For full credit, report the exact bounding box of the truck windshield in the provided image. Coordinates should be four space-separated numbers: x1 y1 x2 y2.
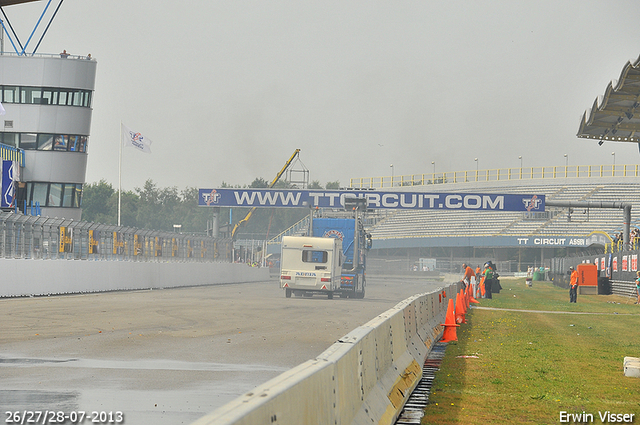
302 250 328 263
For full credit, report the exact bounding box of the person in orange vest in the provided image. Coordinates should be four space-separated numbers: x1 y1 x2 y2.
569 266 578 303
462 263 474 288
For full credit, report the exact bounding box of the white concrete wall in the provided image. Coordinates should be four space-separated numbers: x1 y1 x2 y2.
191 282 460 425
0 259 269 297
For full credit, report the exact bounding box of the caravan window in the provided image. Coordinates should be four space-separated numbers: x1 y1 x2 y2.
302 250 328 263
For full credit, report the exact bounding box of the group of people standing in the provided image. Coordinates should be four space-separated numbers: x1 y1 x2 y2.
461 262 498 299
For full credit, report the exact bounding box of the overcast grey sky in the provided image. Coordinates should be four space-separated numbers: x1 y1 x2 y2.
6 1 640 190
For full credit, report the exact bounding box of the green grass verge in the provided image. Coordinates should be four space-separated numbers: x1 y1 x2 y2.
422 278 640 424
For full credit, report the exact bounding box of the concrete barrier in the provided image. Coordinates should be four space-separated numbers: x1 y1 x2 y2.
0 259 269 297
191 282 460 425
624 356 640 378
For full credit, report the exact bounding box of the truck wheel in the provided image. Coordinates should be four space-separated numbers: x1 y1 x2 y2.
328 292 334 300
285 288 292 298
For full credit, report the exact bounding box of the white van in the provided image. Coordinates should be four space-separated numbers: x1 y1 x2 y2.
280 235 342 299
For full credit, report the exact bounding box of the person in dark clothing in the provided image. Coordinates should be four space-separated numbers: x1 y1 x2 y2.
483 263 493 299
569 266 578 303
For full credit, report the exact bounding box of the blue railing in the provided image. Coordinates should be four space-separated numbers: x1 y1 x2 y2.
0 143 24 167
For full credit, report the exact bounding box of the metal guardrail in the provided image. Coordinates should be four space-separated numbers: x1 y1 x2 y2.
0 143 25 167
350 164 640 188
0 211 232 262
0 51 94 61
610 280 637 298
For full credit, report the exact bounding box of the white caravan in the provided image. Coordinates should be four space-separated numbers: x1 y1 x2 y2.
280 236 342 299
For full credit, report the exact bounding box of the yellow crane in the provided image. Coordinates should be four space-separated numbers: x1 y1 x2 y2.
231 149 301 239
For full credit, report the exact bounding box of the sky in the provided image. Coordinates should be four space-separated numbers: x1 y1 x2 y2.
4 0 640 191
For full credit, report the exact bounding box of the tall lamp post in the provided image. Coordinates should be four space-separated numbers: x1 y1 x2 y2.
518 155 522 169
390 164 394 187
474 158 478 181
431 161 435 174
564 153 568 167
612 152 616 176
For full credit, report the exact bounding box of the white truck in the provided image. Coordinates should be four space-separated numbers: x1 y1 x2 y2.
280 235 343 299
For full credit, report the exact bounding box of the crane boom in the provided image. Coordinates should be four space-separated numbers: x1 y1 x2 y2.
231 149 301 239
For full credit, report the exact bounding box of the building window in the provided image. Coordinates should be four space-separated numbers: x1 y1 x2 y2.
26 182 83 208
0 132 18 147
1 85 92 108
21 87 42 104
0 132 88 153
3 86 18 103
49 183 63 207
53 135 68 151
74 184 82 207
37 134 54 150
31 183 48 206
62 184 73 207
19 133 37 150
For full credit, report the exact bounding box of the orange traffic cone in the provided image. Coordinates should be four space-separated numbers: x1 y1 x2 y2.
463 287 470 310
440 298 459 342
459 289 468 314
480 276 486 297
468 284 480 304
455 292 466 324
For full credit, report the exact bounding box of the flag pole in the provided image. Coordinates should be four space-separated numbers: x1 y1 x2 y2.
118 122 122 226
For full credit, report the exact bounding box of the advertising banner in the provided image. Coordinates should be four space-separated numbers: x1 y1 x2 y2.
198 188 545 212
0 160 17 208
113 232 124 255
59 227 73 253
171 238 178 257
134 234 143 256
89 230 100 254
155 237 163 257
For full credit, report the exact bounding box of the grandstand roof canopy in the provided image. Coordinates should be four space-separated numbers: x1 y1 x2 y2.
0 0 40 5
577 54 640 144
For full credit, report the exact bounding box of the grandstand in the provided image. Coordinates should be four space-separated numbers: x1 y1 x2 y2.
365 175 640 248
263 165 640 270
369 180 636 242
343 166 640 272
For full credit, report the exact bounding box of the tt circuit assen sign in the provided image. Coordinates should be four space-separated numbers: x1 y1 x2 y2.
198 189 545 212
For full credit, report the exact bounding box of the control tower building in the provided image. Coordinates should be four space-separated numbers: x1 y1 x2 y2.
0 0 96 220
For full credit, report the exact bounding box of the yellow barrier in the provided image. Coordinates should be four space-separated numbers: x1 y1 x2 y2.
350 164 640 188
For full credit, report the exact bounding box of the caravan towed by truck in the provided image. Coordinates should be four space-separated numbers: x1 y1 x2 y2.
280 197 371 299
280 235 343 299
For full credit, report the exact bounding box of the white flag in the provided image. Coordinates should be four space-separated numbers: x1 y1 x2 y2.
0 102 5 116
121 123 152 154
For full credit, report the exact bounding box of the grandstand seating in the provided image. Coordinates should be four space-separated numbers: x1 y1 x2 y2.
368 180 640 241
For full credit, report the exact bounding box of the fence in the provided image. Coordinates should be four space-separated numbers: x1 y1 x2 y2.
0 211 232 262
350 164 640 188
550 249 639 297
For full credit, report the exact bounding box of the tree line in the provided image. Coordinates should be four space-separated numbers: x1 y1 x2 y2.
81 178 341 238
